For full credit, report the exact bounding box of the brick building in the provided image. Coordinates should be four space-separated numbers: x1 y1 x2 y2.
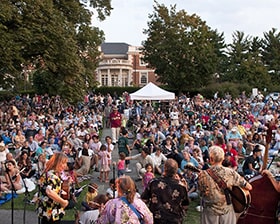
96 42 158 87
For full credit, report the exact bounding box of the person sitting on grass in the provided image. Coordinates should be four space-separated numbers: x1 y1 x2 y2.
125 147 154 182
81 182 98 211
76 194 109 224
0 160 23 192
106 178 118 199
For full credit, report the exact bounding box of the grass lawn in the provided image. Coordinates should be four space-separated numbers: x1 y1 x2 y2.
0 180 201 223
184 199 200 224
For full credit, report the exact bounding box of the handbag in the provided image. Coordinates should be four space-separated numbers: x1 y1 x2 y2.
120 196 144 224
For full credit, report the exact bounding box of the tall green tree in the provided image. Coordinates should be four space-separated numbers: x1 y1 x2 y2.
262 28 280 84
142 1 226 93
224 31 270 89
0 0 112 102
224 31 251 82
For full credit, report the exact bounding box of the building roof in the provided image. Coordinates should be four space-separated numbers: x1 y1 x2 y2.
101 42 130 55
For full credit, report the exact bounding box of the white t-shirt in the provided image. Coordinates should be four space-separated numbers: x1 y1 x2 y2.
151 152 167 167
79 210 99 224
0 148 9 163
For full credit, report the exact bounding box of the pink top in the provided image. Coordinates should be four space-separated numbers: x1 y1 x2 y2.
143 172 154 190
117 160 125 170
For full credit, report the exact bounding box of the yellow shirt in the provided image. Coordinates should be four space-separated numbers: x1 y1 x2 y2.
237 125 246 136
85 191 98 203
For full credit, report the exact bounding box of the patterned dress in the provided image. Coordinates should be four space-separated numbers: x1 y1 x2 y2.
37 170 65 222
96 196 153 224
143 171 155 191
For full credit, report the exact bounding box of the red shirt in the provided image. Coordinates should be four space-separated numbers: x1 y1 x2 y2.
110 111 122 128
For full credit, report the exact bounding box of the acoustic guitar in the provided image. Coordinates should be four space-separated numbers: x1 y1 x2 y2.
184 164 251 214
230 186 251 214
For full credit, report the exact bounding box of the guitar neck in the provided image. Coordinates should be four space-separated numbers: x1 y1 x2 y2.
262 142 269 170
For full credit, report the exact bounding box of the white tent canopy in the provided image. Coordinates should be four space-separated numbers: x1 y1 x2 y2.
130 82 175 100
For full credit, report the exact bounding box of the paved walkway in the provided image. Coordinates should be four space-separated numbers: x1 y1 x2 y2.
0 127 139 224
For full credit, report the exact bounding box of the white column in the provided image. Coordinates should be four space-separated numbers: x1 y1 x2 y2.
128 68 132 86
119 68 122 86
107 69 111 86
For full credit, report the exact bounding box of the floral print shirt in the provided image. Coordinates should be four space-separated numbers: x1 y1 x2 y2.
96 196 153 224
198 165 247 215
141 176 189 223
37 170 65 221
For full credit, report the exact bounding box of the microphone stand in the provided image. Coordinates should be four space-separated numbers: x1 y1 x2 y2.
6 170 15 224
112 162 116 199
22 176 30 224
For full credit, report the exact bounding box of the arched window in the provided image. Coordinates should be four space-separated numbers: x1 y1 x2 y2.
140 72 148 85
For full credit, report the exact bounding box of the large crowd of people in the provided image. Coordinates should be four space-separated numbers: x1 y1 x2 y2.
0 90 279 223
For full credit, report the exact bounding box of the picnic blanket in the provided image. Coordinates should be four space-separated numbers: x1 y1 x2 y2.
0 193 18 206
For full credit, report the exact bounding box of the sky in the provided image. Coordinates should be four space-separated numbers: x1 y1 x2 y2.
93 0 280 46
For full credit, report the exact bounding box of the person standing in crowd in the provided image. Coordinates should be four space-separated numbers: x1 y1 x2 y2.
118 129 132 172
109 105 122 145
142 158 189 224
98 144 110 183
104 135 114 166
96 175 153 224
37 152 69 224
117 152 126 177
198 146 252 224
90 134 102 172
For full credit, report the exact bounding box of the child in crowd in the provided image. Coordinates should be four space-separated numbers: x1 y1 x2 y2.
82 182 98 210
105 178 118 199
117 129 131 172
65 162 80 188
104 136 114 166
98 144 110 182
117 152 126 177
142 163 155 191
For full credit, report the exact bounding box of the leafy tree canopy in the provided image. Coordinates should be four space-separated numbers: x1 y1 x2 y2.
0 0 112 103
142 1 226 94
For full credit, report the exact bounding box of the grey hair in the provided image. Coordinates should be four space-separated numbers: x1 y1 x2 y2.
209 145 224 163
